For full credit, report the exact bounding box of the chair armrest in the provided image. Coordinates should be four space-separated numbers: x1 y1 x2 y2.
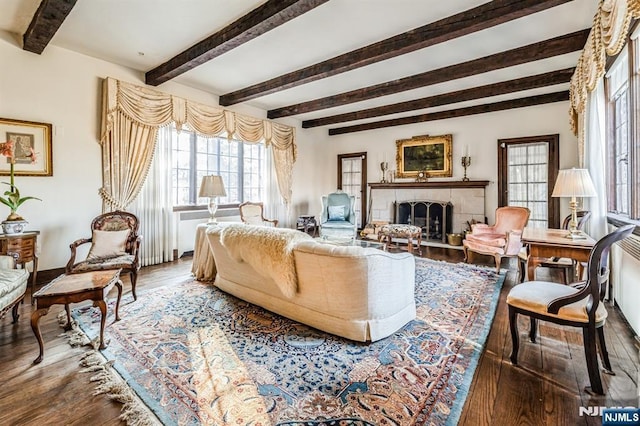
65 237 92 273
0 253 18 269
264 219 278 227
504 230 524 255
130 235 143 270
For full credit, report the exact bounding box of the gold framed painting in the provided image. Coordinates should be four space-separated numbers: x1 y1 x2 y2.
0 117 53 176
395 134 452 178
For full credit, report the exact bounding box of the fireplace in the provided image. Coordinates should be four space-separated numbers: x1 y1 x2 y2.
394 200 453 243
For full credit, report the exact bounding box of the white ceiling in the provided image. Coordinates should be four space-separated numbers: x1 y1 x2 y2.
0 0 597 130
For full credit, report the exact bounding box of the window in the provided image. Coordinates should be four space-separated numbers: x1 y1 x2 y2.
606 49 631 216
170 126 266 207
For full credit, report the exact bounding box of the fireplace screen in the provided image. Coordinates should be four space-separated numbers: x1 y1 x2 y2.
394 200 453 243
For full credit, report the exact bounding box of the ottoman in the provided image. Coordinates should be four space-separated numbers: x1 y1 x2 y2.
378 224 423 255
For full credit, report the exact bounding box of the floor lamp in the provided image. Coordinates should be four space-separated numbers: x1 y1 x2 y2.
199 175 227 223
551 168 597 239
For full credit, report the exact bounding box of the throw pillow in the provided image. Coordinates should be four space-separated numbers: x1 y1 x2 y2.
328 205 345 221
87 229 130 260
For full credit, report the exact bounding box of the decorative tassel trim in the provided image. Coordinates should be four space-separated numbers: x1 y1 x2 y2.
58 312 160 425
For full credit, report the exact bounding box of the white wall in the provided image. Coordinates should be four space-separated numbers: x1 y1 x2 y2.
0 31 309 270
294 102 579 225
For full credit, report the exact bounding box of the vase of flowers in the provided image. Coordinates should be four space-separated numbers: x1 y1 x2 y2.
0 141 40 234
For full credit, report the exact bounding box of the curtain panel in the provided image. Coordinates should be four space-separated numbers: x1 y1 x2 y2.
568 0 640 164
100 77 296 211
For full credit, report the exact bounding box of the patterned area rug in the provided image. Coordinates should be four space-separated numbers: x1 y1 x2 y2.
72 258 504 425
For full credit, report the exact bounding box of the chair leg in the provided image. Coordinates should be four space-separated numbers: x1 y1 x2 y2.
596 326 615 375
463 246 469 263
493 255 501 273
509 306 520 365
529 317 537 343
518 258 526 283
130 270 138 301
11 302 19 323
583 325 604 395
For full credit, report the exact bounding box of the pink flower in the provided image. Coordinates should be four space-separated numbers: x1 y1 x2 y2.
0 141 13 159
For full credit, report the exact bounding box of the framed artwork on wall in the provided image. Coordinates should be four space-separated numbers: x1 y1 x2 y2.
0 117 53 176
395 134 452 178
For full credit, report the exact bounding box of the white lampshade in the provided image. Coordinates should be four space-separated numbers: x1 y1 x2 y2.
199 175 227 198
551 168 597 198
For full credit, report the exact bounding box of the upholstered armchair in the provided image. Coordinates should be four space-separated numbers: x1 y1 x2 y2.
319 191 357 240
66 211 142 300
463 206 530 272
507 225 634 395
239 202 278 227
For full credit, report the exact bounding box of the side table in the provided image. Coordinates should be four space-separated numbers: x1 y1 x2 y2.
0 231 39 303
296 215 318 236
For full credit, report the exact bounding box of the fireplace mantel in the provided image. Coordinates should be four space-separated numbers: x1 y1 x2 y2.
368 180 489 189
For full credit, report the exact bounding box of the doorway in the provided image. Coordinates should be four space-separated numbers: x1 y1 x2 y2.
497 135 560 229
337 152 367 228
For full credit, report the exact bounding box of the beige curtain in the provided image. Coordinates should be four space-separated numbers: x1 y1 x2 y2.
569 0 640 165
100 77 296 211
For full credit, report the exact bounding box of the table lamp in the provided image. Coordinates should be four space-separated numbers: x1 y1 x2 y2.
551 168 597 239
199 175 227 223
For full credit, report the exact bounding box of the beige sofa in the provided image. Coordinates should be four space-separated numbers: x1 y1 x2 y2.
206 224 416 342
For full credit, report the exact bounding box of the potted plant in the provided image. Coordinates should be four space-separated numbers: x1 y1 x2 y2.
0 141 41 234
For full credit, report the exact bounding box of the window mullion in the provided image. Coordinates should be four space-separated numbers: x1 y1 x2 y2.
190 132 197 204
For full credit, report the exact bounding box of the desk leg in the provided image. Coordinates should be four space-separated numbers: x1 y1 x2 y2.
527 257 541 281
31 307 49 364
93 300 108 350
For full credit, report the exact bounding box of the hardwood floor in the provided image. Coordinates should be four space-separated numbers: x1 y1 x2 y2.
0 248 637 425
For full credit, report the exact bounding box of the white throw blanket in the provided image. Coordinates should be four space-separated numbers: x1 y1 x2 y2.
219 224 313 298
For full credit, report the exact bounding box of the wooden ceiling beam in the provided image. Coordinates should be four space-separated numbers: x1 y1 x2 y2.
328 91 570 135
23 0 78 54
302 68 575 128
268 29 588 119
219 0 573 106
145 0 329 86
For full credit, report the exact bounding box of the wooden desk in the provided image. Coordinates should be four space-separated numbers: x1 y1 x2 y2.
31 270 122 364
522 228 595 281
0 231 39 302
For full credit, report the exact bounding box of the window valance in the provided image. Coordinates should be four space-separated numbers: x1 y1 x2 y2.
569 0 640 163
99 77 296 210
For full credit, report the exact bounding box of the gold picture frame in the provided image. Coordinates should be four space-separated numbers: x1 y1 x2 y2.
0 117 53 176
395 134 452 178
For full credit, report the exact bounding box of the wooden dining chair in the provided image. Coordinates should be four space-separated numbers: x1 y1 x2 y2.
507 224 635 395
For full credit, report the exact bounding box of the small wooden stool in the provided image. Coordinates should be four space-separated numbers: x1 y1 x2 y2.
378 224 422 255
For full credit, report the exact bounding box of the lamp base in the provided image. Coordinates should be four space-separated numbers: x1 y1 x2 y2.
564 230 587 240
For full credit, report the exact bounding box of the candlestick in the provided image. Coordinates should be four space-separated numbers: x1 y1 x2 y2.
380 162 388 183
461 156 471 181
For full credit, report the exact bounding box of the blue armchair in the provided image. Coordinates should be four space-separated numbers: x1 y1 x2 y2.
319 191 357 240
